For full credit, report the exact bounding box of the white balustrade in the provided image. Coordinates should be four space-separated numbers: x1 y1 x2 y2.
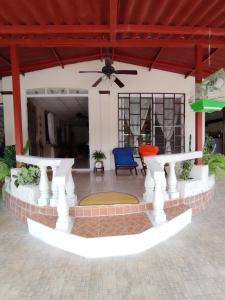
50 166 58 206
66 167 77 206
143 167 154 202
16 155 77 209
143 151 203 226
38 166 50 206
54 160 74 233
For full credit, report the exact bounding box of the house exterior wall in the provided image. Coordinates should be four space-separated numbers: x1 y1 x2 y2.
1 60 202 170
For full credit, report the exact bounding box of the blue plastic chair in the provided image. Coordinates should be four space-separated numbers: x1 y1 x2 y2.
112 147 138 175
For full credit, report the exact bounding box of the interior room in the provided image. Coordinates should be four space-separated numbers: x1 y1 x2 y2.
27 96 89 168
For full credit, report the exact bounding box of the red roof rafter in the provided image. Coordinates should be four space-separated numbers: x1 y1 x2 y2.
149 48 162 71
110 0 118 41
52 48 64 68
0 52 213 78
0 53 10 66
185 48 218 78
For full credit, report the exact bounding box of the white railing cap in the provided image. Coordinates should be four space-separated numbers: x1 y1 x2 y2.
144 151 202 164
16 155 74 168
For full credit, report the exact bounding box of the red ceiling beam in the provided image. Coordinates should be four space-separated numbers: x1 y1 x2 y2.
1 24 225 37
18 53 100 74
52 48 64 68
116 25 225 36
0 52 213 78
114 54 212 75
149 48 162 71
110 0 118 41
0 25 110 34
2 38 225 48
185 48 218 78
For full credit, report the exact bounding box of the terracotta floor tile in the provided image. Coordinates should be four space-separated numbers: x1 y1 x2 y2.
71 212 152 238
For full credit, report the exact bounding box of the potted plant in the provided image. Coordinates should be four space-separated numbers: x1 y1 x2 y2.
203 134 225 177
92 150 106 172
14 164 40 187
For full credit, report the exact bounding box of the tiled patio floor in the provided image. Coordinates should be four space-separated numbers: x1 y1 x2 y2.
1 175 225 299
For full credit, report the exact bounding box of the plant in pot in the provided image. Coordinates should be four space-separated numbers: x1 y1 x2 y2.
203 134 225 177
176 160 194 181
14 164 40 187
92 150 106 171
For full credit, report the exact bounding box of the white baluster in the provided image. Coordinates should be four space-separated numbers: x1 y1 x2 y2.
38 166 50 206
65 168 77 206
159 163 169 200
143 167 154 202
56 181 73 233
168 161 180 199
150 171 167 226
50 166 58 206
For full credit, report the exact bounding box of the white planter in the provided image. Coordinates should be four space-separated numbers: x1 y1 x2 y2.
177 178 201 198
190 165 209 182
11 183 40 205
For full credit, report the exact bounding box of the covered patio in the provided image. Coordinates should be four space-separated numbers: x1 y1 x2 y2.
0 0 225 297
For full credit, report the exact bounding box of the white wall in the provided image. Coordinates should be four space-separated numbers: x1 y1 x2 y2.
2 60 197 170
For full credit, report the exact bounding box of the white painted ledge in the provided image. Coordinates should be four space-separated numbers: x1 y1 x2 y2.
27 208 192 258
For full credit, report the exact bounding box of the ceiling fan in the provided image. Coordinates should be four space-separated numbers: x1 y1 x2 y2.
78 57 138 88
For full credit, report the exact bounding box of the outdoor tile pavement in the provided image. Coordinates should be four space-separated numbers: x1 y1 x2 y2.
72 213 152 237
0 178 225 299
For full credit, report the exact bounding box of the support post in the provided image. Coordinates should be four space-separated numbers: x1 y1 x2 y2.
10 45 23 155
195 45 203 164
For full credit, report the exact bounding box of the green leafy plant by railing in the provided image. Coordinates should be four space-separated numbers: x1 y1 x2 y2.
177 160 194 180
92 150 106 161
14 165 40 187
203 153 225 177
0 159 10 183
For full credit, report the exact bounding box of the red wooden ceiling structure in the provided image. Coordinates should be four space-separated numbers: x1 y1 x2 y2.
3 0 223 157
0 0 225 78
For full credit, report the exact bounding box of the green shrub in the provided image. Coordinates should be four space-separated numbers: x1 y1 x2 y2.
14 165 40 187
0 159 10 183
3 145 16 169
178 160 194 180
203 153 225 177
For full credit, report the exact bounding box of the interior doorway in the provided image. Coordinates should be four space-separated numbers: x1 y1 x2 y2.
27 96 89 168
205 110 224 154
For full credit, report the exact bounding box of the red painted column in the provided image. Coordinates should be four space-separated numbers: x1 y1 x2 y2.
195 45 203 164
10 45 23 154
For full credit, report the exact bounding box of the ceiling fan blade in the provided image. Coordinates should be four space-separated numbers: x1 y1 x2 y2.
114 77 124 88
115 70 138 75
92 77 103 87
79 71 102 73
